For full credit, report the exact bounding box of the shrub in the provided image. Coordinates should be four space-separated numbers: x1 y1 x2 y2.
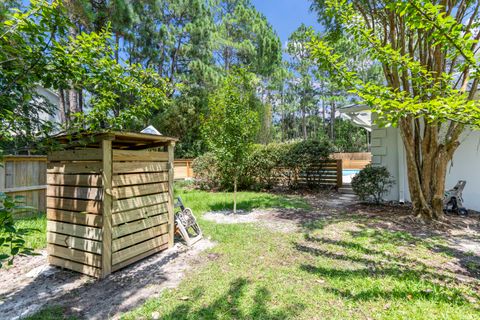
193 139 334 191
191 152 221 190
351 165 395 204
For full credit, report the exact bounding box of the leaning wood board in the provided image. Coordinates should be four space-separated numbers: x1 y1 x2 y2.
46 139 175 278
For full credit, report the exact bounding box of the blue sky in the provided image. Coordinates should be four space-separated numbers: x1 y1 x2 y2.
251 0 321 48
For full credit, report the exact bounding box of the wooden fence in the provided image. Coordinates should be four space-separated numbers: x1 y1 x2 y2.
174 159 194 180
0 155 47 213
331 152 371 169
273 159 343 188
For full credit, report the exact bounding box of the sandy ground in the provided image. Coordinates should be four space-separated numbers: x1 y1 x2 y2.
0 239 215 320
203 193 358 233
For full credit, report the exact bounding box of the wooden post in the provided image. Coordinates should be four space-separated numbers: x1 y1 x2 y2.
101 139 113 278
336 159 343 188
167 142 175 248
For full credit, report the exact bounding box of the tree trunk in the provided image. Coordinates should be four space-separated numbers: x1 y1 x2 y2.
301 105 307 140
58 89 67 124
330 101 336 140
233 176 237 214
399 117 461 220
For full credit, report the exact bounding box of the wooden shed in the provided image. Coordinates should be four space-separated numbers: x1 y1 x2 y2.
46 131 177 278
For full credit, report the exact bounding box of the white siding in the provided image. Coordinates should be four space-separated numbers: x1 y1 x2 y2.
372 119 480 210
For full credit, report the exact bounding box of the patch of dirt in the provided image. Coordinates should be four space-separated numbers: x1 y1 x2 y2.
203 209 302 232
0 239 216 320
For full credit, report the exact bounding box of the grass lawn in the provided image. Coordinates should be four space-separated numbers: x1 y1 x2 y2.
122 186 480 320
11 184 480 319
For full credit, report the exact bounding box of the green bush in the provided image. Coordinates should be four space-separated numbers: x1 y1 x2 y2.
351 165 395 204
191 152 221 191
193 139 334 191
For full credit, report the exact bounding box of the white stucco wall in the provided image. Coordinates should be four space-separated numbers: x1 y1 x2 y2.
372 122 480 211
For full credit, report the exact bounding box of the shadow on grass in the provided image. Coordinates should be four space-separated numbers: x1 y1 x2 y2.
159 278 303 320
295 220 480 307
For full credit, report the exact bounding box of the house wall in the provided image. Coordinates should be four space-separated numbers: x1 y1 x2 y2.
372 120 480 211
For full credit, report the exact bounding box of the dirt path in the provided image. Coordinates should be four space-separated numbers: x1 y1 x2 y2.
0 239 215 320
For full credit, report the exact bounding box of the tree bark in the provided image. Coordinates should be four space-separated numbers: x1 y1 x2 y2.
58 89 67 124
233 176 237 214
330 101 336 140
399 117 461 220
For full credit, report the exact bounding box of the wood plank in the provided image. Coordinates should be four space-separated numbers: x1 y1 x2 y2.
3 185 47 193
111 172 168 187
112 223 168 252
113 162 168 174
112 202 168 226
101 139 113 278
48 149 103 162
47 173 102 187
113 213 168 239
48 255 101 278
47 197 102 214
167 142 175 248
112 182 168 199
47 232 102 254
112 234 169 265
112 243 169 272
112 150 168 161
47 209 103 227
47 220 102 241
112 192 168 213
47 162 102 174
47 243 101 267
47 186 103 201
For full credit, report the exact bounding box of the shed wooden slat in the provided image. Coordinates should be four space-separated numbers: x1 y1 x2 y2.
48 256 101 278
47 220 102 241
113 213 168 239
112 233 169 265
113 162 168 174
112 223 168 252
112 150 168 161
47 196 102 214
47 243 102 267
47 162 102 174
111 172 168 187
48 149 103 161
112 243 169 272
112 202 168 226
47 186 103 201
112 192 168 213
47 209 103 227
47 232 102 254
47 174 102 187
112 182 168 199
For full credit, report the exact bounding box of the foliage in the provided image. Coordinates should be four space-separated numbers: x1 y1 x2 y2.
0 0 169 152
0 193 36 268
191 152 221 191
194 139 333 191
202 69 260 212
309 0 480 219
351 165 394 204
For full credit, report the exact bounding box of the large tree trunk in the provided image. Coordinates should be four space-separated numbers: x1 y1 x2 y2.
399 117 462 220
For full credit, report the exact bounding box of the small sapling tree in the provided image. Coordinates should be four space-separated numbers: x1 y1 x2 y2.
202 69 260 213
